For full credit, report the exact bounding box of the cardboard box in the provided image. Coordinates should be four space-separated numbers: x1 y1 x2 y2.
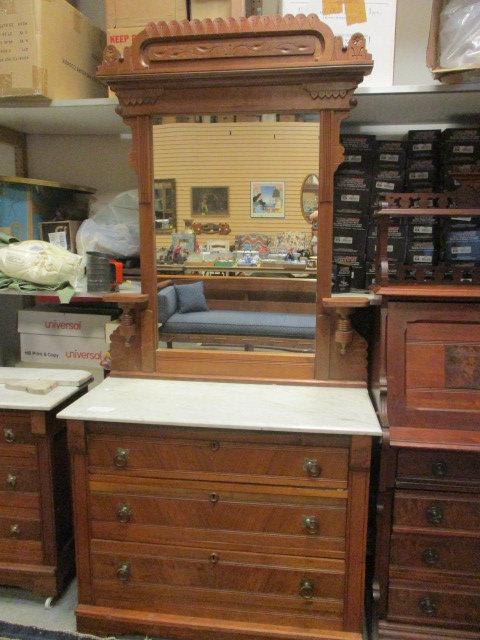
445 228 480 263
334 174 371 214
406 159 440 192
375 140 406 169
406 130 442 159
18 310 110 339
405 240 437 266
0 0 106 100
39 220 81 253
331 262 352 293
191 0 245 19
105 0 187 28
339 135 375 172
427 0 480 83
20 333 107 369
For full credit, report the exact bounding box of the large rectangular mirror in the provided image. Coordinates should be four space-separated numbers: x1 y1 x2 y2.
153 116 318 357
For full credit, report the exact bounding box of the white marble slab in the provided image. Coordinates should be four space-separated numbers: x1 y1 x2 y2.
57 378 381 436
0 368 92 387
0 384 82 411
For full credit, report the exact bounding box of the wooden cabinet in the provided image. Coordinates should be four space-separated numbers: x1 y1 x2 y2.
68 421 373 640
0 404 78 602
373 298 480 640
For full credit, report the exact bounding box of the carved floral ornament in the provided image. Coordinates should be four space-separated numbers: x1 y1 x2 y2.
98 14 372 79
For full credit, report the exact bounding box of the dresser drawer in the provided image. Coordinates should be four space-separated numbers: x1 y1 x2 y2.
0 412 34 447
89 480 346 557
88 435 349 488
394 491 480 533
0 456 38 493
390 533 480 576
90 540 344 629
388 581 480 629
0 510 42 563
397 449 480 488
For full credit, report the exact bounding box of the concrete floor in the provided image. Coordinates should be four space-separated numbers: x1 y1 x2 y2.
0 581 77 634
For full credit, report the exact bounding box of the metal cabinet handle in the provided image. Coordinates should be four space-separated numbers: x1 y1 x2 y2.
426 504 444 526
418 596 437 616
210 441 220 452
422 547 440 566
302 516 319 535
210 553 219 564
432 461 448 478
9 524 20 537
6 473 16 489
116 563 130 581
304 459 321 478
117 504 131 523
4 428 15 443
114 448 129 469
299 579 315 600
209 492 219 504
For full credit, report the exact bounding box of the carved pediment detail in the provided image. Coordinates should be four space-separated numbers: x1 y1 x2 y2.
303 85 349 100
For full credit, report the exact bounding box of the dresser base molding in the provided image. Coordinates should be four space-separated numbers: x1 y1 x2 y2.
378 620 480 640
76 605 363 640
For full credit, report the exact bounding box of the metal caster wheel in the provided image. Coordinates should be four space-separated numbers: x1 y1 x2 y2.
44 596 55 609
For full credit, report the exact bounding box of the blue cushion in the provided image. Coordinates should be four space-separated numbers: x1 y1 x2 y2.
174 282 209 314
162 310 315 339
157 286 178 324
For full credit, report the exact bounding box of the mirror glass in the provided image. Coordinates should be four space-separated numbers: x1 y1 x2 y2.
301 174 319 222
153 116 319 357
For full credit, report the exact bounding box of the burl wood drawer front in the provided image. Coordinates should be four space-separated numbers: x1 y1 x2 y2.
394 491 480 533
390 533 480 576
90 540 344 629
387 302 480 430
88 435 349 488
388 581 480 630
89 480 346 557
397 449 480 489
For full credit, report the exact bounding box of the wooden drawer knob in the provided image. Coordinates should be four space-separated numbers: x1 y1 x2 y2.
5 473 16 489
422 547 440 566
117 504 131 523
117 563 130 581
426 504 444 526
114 448 129 469
432 461 448 478
299 579 315 600
3 428 15 443
418 596 437 616
304 459 321 478
302 516 319 535
9 524 20 537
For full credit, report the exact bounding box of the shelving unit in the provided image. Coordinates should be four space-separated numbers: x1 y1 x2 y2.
0 84 479 135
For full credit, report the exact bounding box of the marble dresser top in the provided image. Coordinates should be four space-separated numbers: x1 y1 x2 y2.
58 377 381 436
0 367 92 411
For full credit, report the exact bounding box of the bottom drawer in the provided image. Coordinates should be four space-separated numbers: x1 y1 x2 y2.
388 581 480 630
91 540 344 630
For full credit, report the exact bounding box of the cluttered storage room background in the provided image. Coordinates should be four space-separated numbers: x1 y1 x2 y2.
0 1 479 640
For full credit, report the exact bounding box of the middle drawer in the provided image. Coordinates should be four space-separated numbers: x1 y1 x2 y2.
393 490 480 533
89 478 347 558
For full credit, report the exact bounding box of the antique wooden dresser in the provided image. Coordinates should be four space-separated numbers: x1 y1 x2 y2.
60 378 381 640
0 368 91 606
371 189 480 640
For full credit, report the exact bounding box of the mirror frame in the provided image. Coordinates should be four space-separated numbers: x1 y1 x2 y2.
98 14 372 383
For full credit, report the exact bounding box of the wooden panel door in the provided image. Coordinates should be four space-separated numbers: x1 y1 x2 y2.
387 302 480 432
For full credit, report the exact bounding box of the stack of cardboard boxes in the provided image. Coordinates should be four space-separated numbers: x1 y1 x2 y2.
334 127 480 291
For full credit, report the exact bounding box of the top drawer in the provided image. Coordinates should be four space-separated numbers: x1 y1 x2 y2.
87 434 349 488
397 449 480 489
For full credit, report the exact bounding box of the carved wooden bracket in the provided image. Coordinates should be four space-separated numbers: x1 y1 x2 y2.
322 296 371 355
103 294 149 371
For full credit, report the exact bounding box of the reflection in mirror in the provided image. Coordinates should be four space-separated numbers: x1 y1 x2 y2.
154 116 319 357
301 174 319 222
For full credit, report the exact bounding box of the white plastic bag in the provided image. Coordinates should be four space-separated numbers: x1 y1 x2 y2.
76 190 140 258
0 240 83 286
439 0 480 69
